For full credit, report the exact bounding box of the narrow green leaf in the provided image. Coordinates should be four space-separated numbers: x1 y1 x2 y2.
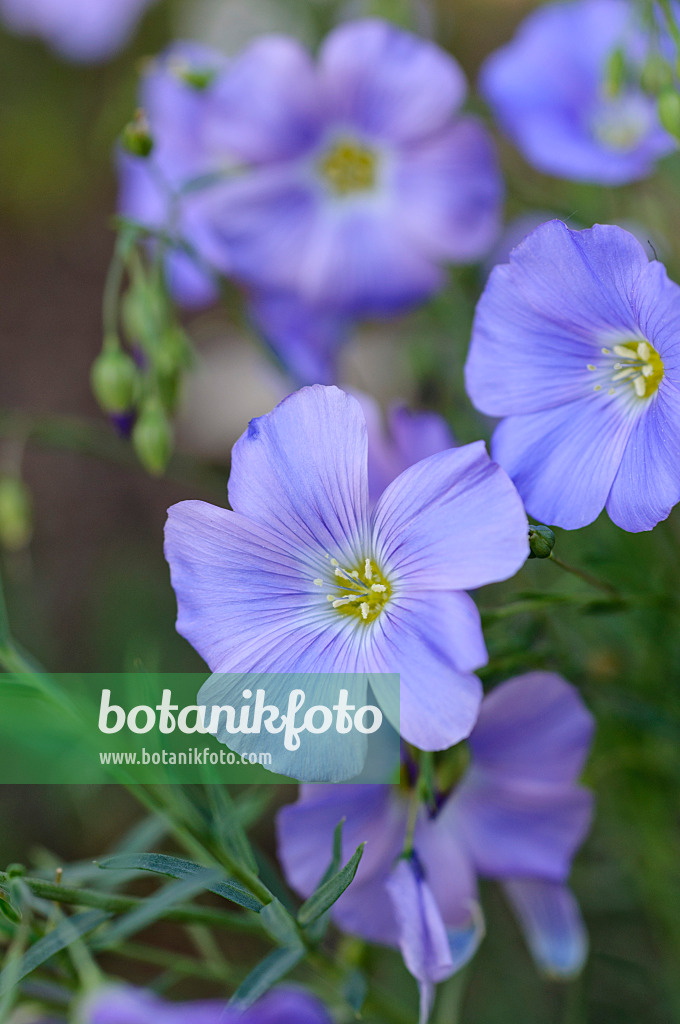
97 853 263 912
260 899 302 948
0 910 110 994
0 568 10 645
343 966 369 1016
0 884 20 924
206 786 258 874
297 841 365 927
92 867 224 949
229 946 304 1009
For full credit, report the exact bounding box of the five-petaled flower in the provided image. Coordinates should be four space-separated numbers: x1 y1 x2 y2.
165 385 528 778
465 220 680 531
277 672 594 1023
480 0 675 185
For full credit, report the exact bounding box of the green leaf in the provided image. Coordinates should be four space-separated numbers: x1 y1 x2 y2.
343 966 369 1016
260 899 302 949
92 867 225 949
0 567 10 646
297 827 364 927
0 910 110 994
229 946 305 1009
206 785 258 874
97 853 263 912
0 884 21 924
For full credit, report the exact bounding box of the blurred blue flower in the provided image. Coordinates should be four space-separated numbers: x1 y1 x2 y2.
165 385 527 763
465 220 680 531
82 985 332 1024
121 20 503 324
0 0 155 62
277 672 594 1021
479 0 675 184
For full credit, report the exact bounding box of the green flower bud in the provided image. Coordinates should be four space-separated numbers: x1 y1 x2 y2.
0 477 32 552
640 53 673 94
132 399 173 476
658 88 680 141
528 524 556 559
91 345 139 414
604 47 626 97
121 109 154 158
6 863 25 878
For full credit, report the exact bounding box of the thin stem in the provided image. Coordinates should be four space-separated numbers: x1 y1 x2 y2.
548 552 621 597
0 872 261 934
110 940 234 983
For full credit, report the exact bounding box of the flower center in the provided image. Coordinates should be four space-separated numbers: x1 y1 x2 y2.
590 93 652 151
588 339 664 399
318 138 377 196
314 556 391 624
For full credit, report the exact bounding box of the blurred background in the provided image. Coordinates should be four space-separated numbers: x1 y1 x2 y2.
1 1 680 1021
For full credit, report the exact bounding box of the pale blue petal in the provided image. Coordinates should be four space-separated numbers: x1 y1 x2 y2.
469 673 595 785
227 386 370 562
318 19 466 144
391 118 502 262
503 880 588 978
372 441 528 590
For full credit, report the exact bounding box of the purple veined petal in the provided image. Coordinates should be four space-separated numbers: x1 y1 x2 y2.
454 775 593 882
355 391 456 504
367 590 485 749
276 784 406 943
605 381 680 530
413 808 479 929
371 440 528 591
239 987 334 1024
318 19 467 145
209 164 323 294
248 291 353 386
391 117 503 262
227 386 370 561
197 671 370 782
164 500 369 675
503 880 588 978
204 35 322 164
468 673 595 786
385 856 464 1024
297 201 445 316
491 393 639 529
465 221 651 417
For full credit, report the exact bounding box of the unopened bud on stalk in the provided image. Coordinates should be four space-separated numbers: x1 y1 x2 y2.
640 53 673 94
604 47 626 97
0 477 33 552
658 88 680 141
528 524 556 559
132 399 173 476
121 108 154 158
91 343 139 414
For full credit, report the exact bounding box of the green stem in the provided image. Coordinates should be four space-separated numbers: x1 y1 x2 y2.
0 872 261 934
481 592 627 624
110 940 235 983
548 552 621 597
0 409 224 495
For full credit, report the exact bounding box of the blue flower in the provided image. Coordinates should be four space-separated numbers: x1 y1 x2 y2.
465 220 680 531
277 672 594 1020
479 0 675 184
165 385 528 773
82 985 332 1024
0 0 155 62
121 20 503 322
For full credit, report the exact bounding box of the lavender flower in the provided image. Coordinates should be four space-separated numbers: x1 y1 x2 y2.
277 672 594 1020
121 20 503 321
81 985 331 1024
0 0 155 62
480 0 675 184
465 220 680 531
165 385 528 777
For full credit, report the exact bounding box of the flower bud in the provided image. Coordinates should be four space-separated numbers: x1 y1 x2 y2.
528 524 556 559
91 345 139 414
132 399 173 476
121 109 154 158
640 53 673 94
0 477 32 552
604 47 626 97
658 88 680 142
